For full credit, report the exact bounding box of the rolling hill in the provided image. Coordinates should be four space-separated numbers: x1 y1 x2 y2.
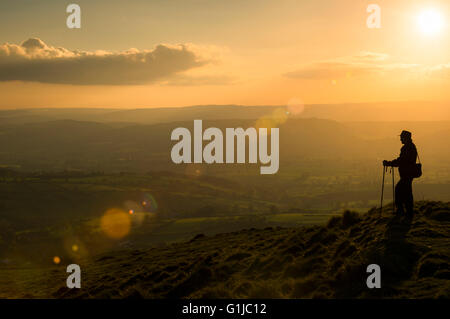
0 101 448 125
0 117 449 173
2 201 448 298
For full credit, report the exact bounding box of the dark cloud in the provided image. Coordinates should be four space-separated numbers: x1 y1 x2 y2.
0 38 211 85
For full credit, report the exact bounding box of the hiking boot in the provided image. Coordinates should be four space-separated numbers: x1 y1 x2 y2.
394 209 404 216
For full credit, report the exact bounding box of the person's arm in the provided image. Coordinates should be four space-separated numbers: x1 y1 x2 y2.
390 155 401 167
384 144 416 167
384 147 405 167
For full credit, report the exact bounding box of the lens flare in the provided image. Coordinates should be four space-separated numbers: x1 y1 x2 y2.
255 107 288 136
287 98 305 115
62 236 88 260
142 193 158 212
100 208 131 239
53 256 61 264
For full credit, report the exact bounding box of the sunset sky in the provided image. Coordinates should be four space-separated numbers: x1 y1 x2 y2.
0 0 449 108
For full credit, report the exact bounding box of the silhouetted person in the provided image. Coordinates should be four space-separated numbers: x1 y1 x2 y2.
383 130 417 216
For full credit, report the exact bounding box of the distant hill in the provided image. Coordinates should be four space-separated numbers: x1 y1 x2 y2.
4 201 448 298
0 106 276 125
0 101 448 125
299 101 450 122
0 117 448 172
0 118 364 172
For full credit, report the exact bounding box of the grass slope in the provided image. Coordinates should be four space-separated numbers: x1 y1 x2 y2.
1 201 449 299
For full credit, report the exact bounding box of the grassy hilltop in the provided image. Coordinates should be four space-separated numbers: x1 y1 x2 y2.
3 201 448 299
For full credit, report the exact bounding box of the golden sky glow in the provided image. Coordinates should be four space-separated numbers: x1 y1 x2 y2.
0 0 448 108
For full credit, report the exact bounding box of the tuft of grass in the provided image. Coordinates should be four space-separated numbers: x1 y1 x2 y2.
326 215 342 228
341 210 360 229
291 276 321 298
247 282 282 298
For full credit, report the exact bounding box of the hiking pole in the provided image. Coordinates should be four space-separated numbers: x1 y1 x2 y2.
380 165 386 215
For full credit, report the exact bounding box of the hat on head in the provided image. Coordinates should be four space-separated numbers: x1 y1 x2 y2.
400 130 412 138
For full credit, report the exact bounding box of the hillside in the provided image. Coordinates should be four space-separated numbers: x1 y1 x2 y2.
3 201 448 298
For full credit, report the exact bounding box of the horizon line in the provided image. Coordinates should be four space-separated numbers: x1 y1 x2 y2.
1 99 448 112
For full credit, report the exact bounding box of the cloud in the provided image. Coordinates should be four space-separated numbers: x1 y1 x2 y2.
284 52 420 80
284 62 379 79
351 51 389 62
163 74 236 86
428 64 450 79
0 38 215 85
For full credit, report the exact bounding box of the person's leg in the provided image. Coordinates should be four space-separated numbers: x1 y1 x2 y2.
395 179 405 214
405 178 414 215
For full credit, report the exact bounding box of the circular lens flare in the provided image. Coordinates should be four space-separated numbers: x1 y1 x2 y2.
287 98 305 115
255 107 288 136
142 193 158 211
100 208 131 239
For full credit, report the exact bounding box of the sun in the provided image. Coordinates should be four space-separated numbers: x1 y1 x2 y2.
417 9 444 36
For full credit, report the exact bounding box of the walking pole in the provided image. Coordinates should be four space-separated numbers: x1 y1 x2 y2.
380 165 385 215
392 167 395 212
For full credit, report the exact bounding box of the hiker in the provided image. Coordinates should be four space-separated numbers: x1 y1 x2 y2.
383 130 418 216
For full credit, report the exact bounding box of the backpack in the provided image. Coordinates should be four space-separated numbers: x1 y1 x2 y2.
411 152 422 178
